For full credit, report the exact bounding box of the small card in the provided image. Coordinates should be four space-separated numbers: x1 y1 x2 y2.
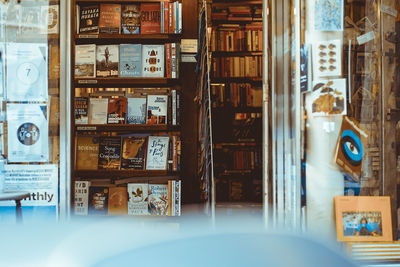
357 31 375 45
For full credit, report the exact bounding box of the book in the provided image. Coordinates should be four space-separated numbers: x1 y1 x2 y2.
75 44 96 78
6 43 48 102
96 45 119 77
127 97 147 124
74 181 90 215
75 97 89 124
75 136 99 170
127 183 149 215
148 184 168 216
41 5 59 34
142 45 164 77
99 4 121 34
78 4 100 34
108 186 128 215
107 97 127 124
146 95 168 124
88 98 108 124
121 4 140 34
98 137 121 170
119 44 142 77
121 136 147 170
6 103 49 163
146 136 169 170
88 186 109 215
140 3 161 34
175 180 181 216
165 43 171 78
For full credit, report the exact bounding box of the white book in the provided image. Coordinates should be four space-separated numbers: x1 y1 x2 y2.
142 45 164 78
41 5 59 34
178 3 182 33
172 90 176 125
127 97 146 124
175 180 181 216
7 103 49 163
74 181 91 216
148 184 168 216
146 136 169 170
146 95 168 124
75 44 96 78
6 43 48 102
127 183 149 215
88 98 108 124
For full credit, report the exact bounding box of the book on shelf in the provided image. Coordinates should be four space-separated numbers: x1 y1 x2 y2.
121 4 141 34
107 97 127 124
78 4 100 34
146 136 169 170
127 97 147 124
121 136 147 170
142 44 164 78
75 136 99 170
146 95 168 124
148 184 168 216
74 181 90 215
168 180 181 216
99 4 121 34
75 97 89 124
140 3 161 34
119 44 142 77
88 186 109 215
98 137 122 170
75 44 96 78
88 98 108 124
127 183 149 215
108 186 128 215
96 45 119 77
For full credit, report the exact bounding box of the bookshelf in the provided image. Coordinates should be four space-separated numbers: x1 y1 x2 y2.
208 0 263 204
70 0 198 217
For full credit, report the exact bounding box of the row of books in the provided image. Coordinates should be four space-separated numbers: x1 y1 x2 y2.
75 91 180 125
74 180 181 216
77 2 182 35
75 43 180 78
210 24 263 52
216 178 262 202
214 148 262 171
212 6 262 22
212 56 263 78
211 83 263 108
76 135 181 171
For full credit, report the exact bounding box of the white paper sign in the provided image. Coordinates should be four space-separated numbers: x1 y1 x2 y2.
357 31 375 45
381 4 397 17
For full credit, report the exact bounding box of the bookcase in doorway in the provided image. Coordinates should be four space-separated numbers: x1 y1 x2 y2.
70 0 199 217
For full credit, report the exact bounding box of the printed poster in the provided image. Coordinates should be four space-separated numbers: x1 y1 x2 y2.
314 0 344 31
310 79 347 116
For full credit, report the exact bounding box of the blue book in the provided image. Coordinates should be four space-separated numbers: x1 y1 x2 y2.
127 97 147 124
119 44 141 77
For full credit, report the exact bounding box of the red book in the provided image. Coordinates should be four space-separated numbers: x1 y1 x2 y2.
107 97 127 124
163 1 169 34
99 4 121 34
165 43 172 78
140 3 161 34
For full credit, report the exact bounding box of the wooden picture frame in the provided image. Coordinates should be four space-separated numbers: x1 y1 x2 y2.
334 196 392 242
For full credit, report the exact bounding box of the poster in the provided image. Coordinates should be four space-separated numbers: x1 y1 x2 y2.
314 0 343 31
310 79 347 116
0 164 58 222
6 43 48 102
7 103 49 163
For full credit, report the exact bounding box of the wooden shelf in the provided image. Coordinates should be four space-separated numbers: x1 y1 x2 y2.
211 19 263 25
211 77 262 83
211 51 263 56
75 33 182 44
74 170 179 178
75 77 178 87
75 124 180 132
76 0 166 2
212 106 262 113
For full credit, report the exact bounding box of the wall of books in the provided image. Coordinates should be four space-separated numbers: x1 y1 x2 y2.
0 0 62 222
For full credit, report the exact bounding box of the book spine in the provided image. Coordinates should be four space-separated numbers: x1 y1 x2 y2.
169 2 173 34
76 5 80 34
176 43 180 79
177 136 181 171
171 180 176 216
164 1 169 34
168 180 172 216
167 136 173 171
176 180 181 216
173 2 177 34
167 93 172 125
178 2 182 34
160 2 164 33
171 43 176 79
165 43 172 78
173 135 177 171
176 90 181 126
172 89 176 125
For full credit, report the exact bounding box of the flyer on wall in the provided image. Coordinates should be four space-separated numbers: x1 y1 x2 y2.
6 43 48 102
6 103 49 163
0 164 58 222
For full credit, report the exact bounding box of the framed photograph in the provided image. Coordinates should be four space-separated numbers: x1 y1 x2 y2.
334 196 392 242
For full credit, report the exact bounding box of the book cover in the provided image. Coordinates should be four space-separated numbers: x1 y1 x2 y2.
75 97 89 124
146 136 169 170
6 43 48 102
146 95 168 124
41 5 59 34
99 4 121 34
140 3 161 34
78 4 100 34
119 44 142 77
121 136 147 169
74 181 90 215
88 186 109 215
98 136 121 170
142 45 164 77
121 4 140 34
75 136 99 170
96 45 119 77
75 44 96 78
127 183 149 215
6 103 49 163
310 79 346 116
148 184 168 216
314 0 343 31
127 97 147 124
107 97 127 124
88 98 108 124
108 186 128 215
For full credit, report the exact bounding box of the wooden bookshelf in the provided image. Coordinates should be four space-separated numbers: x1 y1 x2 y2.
74 170 179 178
75 77 178 87
75 124 180 132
